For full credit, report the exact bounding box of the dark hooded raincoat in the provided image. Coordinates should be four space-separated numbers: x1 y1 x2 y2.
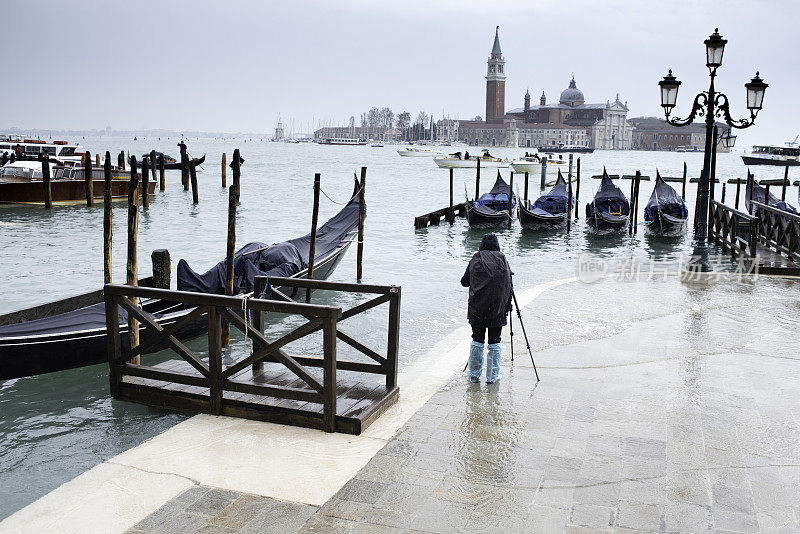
460 234 512 328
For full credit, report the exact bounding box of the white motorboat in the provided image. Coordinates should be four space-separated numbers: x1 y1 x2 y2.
0 135 86 165
397 147 443 157
510 156 569 174
434 156 509 169
741 145 800 167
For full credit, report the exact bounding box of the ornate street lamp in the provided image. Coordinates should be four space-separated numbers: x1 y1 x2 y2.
720 129 736 149
658 28 767 272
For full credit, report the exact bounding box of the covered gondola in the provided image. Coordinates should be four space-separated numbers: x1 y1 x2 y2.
0 182 363 380
643 171 688 236
518 171 571 229
465 173 517 226
745 179 799 215
586 170 630 234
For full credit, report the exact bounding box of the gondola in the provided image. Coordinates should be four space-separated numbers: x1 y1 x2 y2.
586 170 630 234
745 179 799 215
465 173 516 226
643 171 688 236
0 182 363 380
518 171 572 229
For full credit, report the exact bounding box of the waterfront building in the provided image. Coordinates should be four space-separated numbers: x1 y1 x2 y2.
628 117 730 152
446 28 632 149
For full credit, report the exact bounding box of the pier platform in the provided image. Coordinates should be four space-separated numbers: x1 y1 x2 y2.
120 359 397 436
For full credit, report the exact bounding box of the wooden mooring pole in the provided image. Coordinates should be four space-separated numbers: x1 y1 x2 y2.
357 166 366 281
181 149 189 191
158 154 165 191
189 161 199 203
449 168 453 209
84 150 93 207
222 149 241 347
782 163 789 201
721 183 727 204
524 171 529 202
735 174 742 209
141 156 150 208
681 161 687 200
507 171 513 229
540 158 547 189
306 174 321 304
232 152 241 202
475 158 481 200
103 152 113 284
41 155 52 209
575 158 581 219
633 170 641 235
221 153 227 187
150 150 157 186
127 156 140 365
96 153 101 167
746 171 754 215
151 249 171 289
118 151 125 171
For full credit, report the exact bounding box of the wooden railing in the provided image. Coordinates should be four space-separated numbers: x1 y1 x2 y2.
750 200 800 262
709 200 757 258
256 276 400 390
104 278 400 433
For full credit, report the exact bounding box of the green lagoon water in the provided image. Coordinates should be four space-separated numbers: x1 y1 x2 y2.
1 137 798 519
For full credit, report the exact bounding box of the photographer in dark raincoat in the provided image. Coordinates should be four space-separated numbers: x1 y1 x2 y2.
460 233 512 383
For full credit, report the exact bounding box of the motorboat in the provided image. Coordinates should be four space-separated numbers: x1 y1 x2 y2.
434 149 509 169
510 155 569 174
741 145 800 167
0 136 86 164
537 144 594 154
397 147 442 157
318 138 367 146
0 161 154 205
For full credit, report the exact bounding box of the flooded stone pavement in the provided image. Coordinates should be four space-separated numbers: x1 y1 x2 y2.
43 275 800 534
297 276 800 533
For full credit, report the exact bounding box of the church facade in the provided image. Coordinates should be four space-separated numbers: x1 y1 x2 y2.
448 28 632 150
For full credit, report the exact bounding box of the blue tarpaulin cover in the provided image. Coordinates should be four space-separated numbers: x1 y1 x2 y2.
471 175 516 215
177 185 364 295
586 173 630 220
644 173 688 221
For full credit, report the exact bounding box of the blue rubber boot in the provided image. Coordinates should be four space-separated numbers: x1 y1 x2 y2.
486 343 502 383
467 341 484 383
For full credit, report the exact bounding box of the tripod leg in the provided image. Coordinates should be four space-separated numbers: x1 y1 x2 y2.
509 310 514 362
511 289 540 382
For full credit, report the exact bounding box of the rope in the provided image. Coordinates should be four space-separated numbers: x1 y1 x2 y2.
319 188 350 205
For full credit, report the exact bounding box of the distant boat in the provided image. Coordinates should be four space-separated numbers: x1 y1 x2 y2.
371 144 384 148
465 173 516 226
741 145 800 167
586 170 630 234
434 149 509 169
510 155 568 174
538 144 594 154
318 138 367 146
397 147 442 157
643 172 688 236
518 171 572 229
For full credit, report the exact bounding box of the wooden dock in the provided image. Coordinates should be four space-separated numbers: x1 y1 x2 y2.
103 277 401 435
414 202 466 229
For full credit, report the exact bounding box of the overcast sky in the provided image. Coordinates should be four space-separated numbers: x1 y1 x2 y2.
7 0 798 145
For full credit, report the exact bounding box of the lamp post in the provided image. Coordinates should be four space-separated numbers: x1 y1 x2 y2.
659 29 767 271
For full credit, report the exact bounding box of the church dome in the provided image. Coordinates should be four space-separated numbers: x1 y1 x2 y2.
559 76 585 106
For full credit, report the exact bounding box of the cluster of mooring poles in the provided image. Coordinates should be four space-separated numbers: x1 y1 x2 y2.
103 150 368 354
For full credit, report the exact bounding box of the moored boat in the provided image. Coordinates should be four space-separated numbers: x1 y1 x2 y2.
465 173 516 226
318 138 367 146
0 183 364 379
741 145 800 167
537 144 594 154
510 155 568 174
434 149 509 169
0 162 155 205
745 178 799 215
586 171 630 234
397 147 442 157
0 136 86 164
643 172 688 236
518 172 572 229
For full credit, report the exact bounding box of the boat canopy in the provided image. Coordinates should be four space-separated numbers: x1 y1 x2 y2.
532 173 568 214
177 185 364 295
587 172 630 218
644 174 688 221
471 175 516 215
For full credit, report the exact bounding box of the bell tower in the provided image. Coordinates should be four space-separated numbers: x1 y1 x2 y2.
485 26 505 124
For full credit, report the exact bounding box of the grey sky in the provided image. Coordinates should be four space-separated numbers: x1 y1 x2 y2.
7 0 798 145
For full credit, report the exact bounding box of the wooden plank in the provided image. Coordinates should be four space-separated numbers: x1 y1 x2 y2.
224 380 321 403
336 330 387 365
323 315 338 432
386 289 400 389
265 277 395 295
103 284 339 317
116 296 210 376
121 363 207 387
208 306 222 415
104 293 122 397
125 305 207 358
